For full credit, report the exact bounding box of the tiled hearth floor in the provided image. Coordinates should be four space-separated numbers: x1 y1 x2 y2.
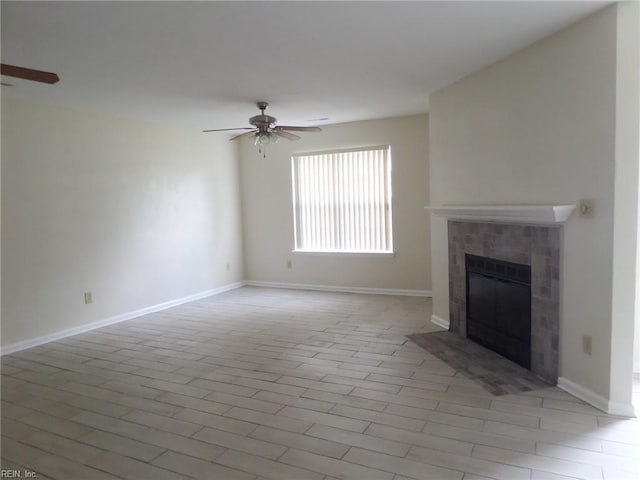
1 287 639 480
407 331 552 396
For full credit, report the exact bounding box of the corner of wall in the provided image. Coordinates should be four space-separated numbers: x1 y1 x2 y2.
558 377 636 417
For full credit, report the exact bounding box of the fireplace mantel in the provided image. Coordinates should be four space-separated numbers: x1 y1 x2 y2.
425 204 576 226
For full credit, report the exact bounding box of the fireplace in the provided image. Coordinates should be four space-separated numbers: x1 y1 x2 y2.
447 221 561 383
426 205 575 384
466 254 532 369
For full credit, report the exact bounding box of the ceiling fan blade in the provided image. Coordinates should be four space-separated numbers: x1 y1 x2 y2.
276 126 322 132
202 127 254 132
273 130 301 141
229 130 258 141
1 64 59 84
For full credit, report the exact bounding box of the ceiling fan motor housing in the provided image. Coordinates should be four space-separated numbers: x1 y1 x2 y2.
249 114 277 131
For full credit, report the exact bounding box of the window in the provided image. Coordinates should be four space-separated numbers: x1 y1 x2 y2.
291 146 393 253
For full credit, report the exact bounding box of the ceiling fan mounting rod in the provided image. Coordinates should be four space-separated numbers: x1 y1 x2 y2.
249 101 276 131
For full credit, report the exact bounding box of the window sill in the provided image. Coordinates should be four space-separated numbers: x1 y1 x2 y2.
292 250 395 258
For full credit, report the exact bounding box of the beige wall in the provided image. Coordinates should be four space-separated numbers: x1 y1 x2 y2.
1 97 244 348
429 4 639 411
611 1 640 401
239 115 430 292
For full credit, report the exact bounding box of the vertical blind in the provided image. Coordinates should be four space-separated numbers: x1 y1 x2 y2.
291 146 392 253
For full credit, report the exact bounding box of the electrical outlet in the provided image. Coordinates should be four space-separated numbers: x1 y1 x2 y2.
582 335 592 355
226 263 230 271
84 291 93 305
287 260 292 269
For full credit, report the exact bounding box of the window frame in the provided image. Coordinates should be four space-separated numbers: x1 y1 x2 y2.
290 145 394 255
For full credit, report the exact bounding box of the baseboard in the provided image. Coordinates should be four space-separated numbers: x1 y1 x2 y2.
245 280 431 297
430 314 450 330
0 281 245 356
557 376 636 418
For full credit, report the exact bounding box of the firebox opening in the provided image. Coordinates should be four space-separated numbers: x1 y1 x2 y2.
465 254 532 370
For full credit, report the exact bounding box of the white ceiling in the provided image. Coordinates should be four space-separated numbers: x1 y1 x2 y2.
1 1 609 131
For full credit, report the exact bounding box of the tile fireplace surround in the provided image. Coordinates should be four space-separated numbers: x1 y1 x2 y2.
428 204 575 385
448 221 561 383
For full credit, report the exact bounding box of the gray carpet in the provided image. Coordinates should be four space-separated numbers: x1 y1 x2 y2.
407 331 553 396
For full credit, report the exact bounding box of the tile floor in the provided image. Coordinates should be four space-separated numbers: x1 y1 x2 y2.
1 287 639 480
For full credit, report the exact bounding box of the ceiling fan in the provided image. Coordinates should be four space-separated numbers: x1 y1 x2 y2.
203 102 321 157
1 64 60 84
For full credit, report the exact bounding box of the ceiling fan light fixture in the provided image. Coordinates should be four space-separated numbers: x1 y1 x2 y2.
257 132 271 145
255 131 277 157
